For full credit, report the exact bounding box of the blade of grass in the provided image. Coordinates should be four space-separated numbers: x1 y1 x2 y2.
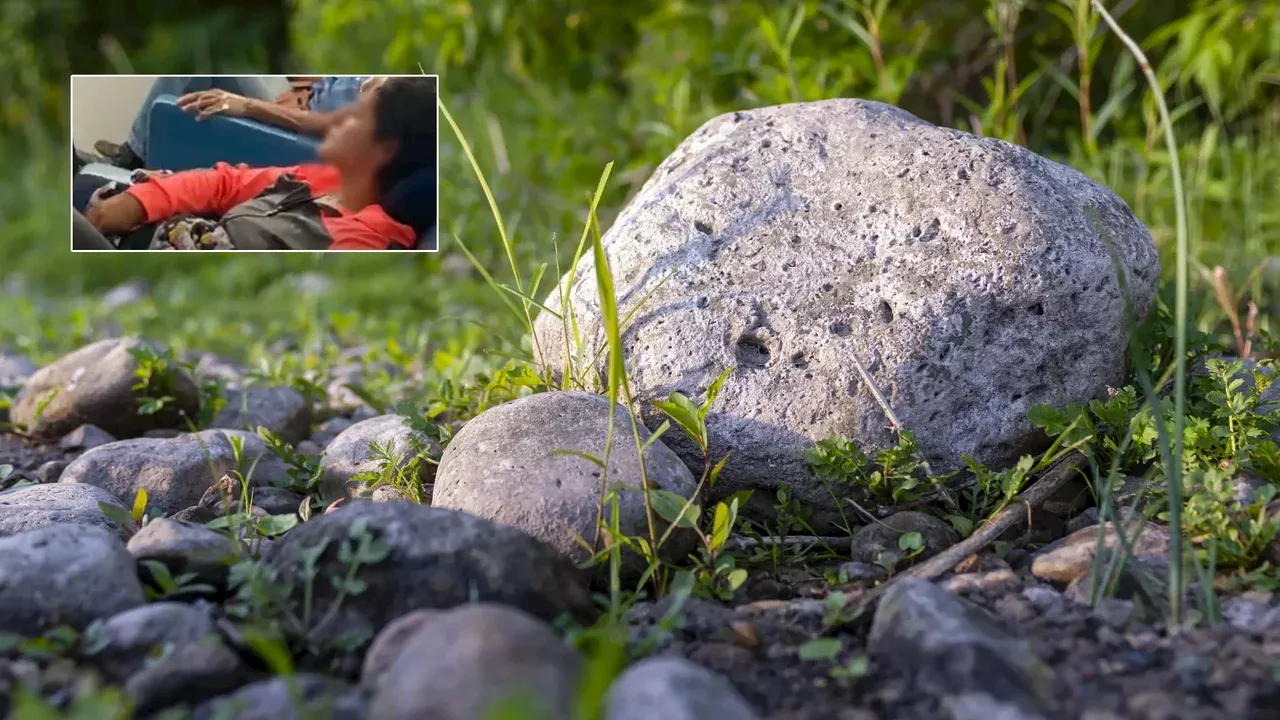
1093 0 1191 629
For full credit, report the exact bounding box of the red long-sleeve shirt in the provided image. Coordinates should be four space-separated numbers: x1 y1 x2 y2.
125 163 417 250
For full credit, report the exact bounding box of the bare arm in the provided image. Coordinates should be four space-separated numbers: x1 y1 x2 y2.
242 98 351 136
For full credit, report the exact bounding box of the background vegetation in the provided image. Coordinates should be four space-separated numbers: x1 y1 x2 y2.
1 0 1275 371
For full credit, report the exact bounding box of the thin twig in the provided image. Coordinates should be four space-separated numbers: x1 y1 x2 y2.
850 351 939 483
724 535 848 552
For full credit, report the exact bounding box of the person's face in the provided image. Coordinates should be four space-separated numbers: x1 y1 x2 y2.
317 88 394 177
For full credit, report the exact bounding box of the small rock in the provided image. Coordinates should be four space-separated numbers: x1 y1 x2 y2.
91 602 218 682
10 338 199 440
603 656 760 720
171 505 218 524
1089 597 1136 627
61 429 283 514
1220 596 1280 635
369 484 414 504
369 604 580 720
1030 519 1170 585
58 423 118 451
0 523 145 634
262 501 595 647
830 560 889 584
211 385 312 446
191 353 245 391
318 414 438 502
310 417 353 447
361 609 441 685
101 279 148 310
249 487 305 516
126 639 248 716
869 579 1055 719
433 392 698 582
850 511 958 565
34 460 68 483
0 483 133 538
191 674 367 720
127 518 238 586
1065 507 1100 534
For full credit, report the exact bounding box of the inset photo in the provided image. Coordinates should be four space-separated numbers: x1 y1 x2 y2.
70 75 438 252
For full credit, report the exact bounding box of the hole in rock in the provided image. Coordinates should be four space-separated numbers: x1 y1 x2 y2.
735 334 771 369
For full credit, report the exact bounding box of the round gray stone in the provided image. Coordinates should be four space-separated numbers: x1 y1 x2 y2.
59 423 118 451
604 656 760 720
127 518 238 585
0 483 133 539
531 99 1160 523
0 523 145 634
369 604 580 720
262 501 595 646
92 601 219 682
433 391 698 577
10 338 199 440
211 385 312 446
60 430 247 513
850 511 959 565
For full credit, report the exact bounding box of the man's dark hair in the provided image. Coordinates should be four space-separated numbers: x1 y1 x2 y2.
372 76 438 199
372 76 438 237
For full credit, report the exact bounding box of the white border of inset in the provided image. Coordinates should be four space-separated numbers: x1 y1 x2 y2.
69 74 440 253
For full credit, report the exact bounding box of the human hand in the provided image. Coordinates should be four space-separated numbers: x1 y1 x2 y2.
177 89 254 120
359 76 389 95
84 192 145 235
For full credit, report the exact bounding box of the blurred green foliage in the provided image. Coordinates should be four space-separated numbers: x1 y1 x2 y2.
0 0 1276 365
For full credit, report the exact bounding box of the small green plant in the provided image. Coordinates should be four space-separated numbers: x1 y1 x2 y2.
127 344 182 417
257 427 322 494
349 439 431 504
138 558 218 601
806 431 938 506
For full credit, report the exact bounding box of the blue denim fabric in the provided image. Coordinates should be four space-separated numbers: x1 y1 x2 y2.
308 76 368 113
127 76 275 161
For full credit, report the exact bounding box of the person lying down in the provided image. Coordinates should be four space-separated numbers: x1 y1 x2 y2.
81 76 435 251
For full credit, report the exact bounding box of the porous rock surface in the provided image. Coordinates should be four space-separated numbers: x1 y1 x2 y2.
532 99 1160 519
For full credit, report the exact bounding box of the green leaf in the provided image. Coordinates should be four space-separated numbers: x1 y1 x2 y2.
710 502 732 551
256 514 300 537
945 514 976 537
97 502 133 528
550 449 606 468
709 452 731 487
648 489 699 529
653 393 704 450
725 567 748 591
898 531 924 552
797 637 842 662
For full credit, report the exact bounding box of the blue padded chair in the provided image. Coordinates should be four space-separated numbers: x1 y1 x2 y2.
146 94 320 171
381 165 439 251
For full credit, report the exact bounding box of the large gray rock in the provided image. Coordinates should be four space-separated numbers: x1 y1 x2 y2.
361 609 442 685
433 392 698 577
10 338 199 440
61 430 239 513
604 656 760 720
531 99 1159 522
317 414 437 501
0 523 145 634
125 640 249 717
0 483 133 538
262 502 595 647
368 604 580 720
870 579 1055 719
211 385 312 445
